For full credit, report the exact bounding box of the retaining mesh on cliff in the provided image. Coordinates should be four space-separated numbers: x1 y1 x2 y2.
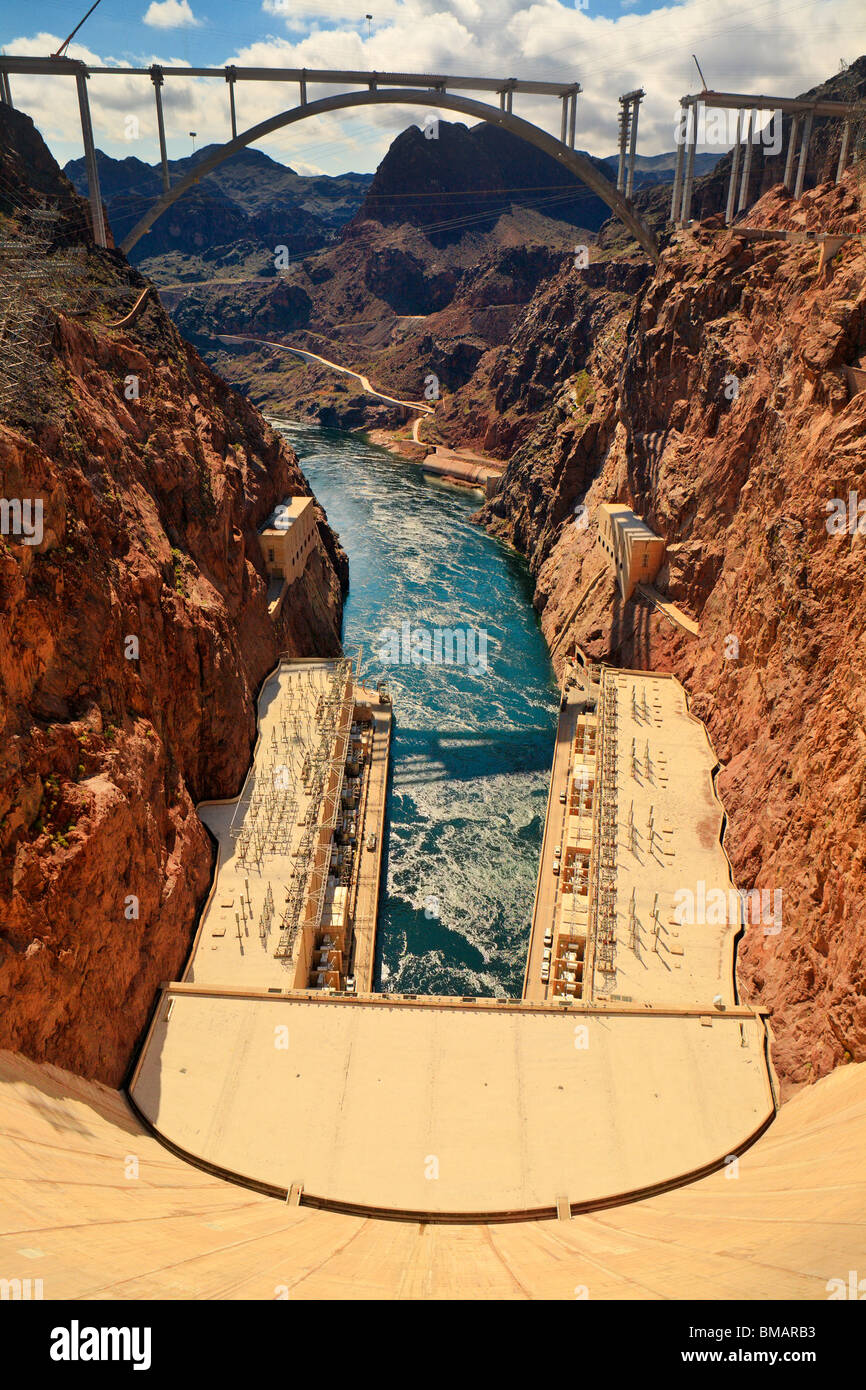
0 205 86 419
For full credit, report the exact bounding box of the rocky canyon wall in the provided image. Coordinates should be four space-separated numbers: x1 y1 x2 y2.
474 172 866 1092
0 107 347 1084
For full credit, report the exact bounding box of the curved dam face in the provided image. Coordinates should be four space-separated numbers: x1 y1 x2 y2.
2 1049 863 1299
128 991 774 1219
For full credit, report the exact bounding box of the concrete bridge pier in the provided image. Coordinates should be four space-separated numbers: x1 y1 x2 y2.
669 101 688 223
0 70 11 106
625 93 641 198
498 80 515 113
75 70 107 248
724 110 743 225
616 106 628 192
679 99 699 226
737 110 754 213
783 113 800 191
557 85 579 149
836 119 852 182
150 65 170 194
226 65 238 138
794 109 814 200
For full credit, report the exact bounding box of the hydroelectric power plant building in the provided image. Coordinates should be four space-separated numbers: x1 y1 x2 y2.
122 644 781 1222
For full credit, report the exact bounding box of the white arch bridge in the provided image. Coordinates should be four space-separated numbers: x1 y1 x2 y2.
0 55 661 264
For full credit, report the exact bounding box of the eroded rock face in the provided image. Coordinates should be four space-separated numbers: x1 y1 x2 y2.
0 106 347 1085
474 174 866 1093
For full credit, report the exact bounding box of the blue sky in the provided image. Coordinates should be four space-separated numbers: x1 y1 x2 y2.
1 1 863 175
1 0 667 66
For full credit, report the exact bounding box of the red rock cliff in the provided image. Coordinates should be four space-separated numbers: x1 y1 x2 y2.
0 106 347 1084
475 172 866 1092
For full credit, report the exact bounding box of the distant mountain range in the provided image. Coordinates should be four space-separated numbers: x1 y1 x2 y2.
353 122 620 242
350 125 723 244
63 145 372 264
600 150 722 181
64 130 724 268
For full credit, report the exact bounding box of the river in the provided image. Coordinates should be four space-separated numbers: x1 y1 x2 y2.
273 421 558 997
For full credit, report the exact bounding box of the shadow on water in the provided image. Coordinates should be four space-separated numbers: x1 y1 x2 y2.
273 421 558 998
389 725 557 784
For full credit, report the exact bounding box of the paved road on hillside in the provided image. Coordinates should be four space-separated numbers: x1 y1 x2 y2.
217 333 435 414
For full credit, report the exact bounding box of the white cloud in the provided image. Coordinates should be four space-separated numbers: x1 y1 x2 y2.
289 158 330 175
4 1 866 178
143 1 201 29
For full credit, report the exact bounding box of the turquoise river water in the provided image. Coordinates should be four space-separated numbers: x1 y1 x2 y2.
274 421 558 996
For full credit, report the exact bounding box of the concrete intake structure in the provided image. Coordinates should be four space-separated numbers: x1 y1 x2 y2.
259 496 318 617
595 502 665 600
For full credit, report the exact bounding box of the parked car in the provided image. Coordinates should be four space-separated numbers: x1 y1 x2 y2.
559 790 567 804
552 861 560 875
544 929 553 948
366 832 377 852
345 976 356 994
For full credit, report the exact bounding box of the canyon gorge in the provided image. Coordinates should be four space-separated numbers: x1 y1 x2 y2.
1 56 865 1103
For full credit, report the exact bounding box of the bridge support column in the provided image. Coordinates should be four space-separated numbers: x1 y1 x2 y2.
724 109 743 225
616 97 629 193
670 102 687 223
151 66 170 194
225 66 238 138
0 70 12 107
75 70 107 249
625 92 642 200
793 109 813 200
560 94 568 145
680 100 698 226
737 110 754 213
782 114 800 191
568 91 577 149
299 70 308 106
836 119 852 183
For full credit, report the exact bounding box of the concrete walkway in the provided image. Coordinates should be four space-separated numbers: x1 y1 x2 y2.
636 583 700 636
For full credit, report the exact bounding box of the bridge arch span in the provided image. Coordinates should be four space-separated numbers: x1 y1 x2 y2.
119 88 660 263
